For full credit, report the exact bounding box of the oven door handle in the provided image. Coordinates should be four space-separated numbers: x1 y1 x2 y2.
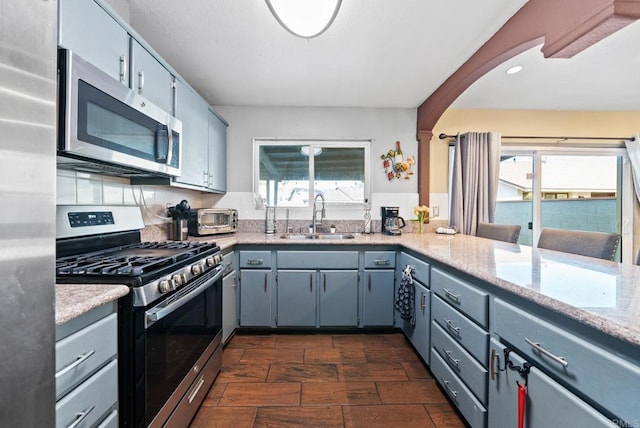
145 265 224 328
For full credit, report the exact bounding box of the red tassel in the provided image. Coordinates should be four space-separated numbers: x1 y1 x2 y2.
518 382 527 428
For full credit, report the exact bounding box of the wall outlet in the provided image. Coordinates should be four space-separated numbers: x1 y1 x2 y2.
431 206 439 217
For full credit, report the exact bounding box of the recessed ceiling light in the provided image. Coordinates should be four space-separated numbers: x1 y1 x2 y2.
505 65 524 75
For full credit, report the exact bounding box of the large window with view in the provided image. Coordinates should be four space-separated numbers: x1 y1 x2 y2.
254 139 371 207
449 145 633 263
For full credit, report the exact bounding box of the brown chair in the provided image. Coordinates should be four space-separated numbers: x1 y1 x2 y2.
537 227 620 261
475 222 521 244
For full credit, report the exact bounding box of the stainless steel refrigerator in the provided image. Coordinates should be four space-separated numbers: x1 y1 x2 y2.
0 0 57 425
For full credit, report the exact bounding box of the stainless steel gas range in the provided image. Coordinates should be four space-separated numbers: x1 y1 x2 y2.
56 205 223 428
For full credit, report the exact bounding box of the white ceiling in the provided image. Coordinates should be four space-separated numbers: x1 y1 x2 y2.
126 1 640 111
452 19 640 111
127 0 528 108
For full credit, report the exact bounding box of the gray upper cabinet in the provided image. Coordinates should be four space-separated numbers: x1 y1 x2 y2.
131 40 175 114
207 109 228 192
174 79 209 188
58 0 129 85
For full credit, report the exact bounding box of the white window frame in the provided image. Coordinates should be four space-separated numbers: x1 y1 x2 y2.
253 137 372 208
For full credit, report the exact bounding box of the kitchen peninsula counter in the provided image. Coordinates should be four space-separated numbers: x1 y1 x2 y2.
205 232 640 349
55 284 129 325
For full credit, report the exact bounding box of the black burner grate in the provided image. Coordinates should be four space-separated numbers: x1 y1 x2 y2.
56 241 217 278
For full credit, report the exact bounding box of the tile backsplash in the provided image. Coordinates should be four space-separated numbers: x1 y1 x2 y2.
56 171 445 232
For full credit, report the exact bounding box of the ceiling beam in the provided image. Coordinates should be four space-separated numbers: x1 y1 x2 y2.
414 0 640 206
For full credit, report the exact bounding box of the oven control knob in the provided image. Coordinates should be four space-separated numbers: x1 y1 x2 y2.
215 254 223 264
172 273 186 287
205 257 215 267
159 280 172 294
191 264 202 275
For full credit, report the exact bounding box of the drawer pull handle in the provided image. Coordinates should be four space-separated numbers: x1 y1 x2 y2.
264 273 268 292
444 318 461 336
55 349 96 379
309 273 313 292
444 350 460 368
443 288 461 303
323 273 327 292
368 274 372 291
247 259 264 265
374 259 390 265
525 338 569 368
490 348 497 380
443 380 458 400
66 404 95 428
420 292 426 310
188 376 206 404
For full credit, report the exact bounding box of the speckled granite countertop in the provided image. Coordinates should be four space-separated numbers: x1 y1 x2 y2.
55 231 640 348
56 284 129 325
192 232 640 348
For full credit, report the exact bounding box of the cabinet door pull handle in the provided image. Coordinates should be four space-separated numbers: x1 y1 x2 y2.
55 349 96 379
374 259 390 265
247 259 263 265
443 288 461 303
188 376 206 404
66 404 95 428
138 70 145 94
264 273 267 292
443 380 457 400
119 55 127 84
444 350 460 368
525 337 568 367
323 273 326 292
490 348 497 380
309 273 313 292
444 318 460 336
368 274 371 291
420 292 426 310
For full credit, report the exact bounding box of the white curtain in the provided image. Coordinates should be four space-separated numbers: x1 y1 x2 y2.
449 132 501 235
625 135 640 204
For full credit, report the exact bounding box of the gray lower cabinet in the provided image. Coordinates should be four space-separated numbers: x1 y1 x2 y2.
222 270 238 343
55 302 118 428
319 270 359 326
494 298 640 424
397 252 431 363
239 269 272 327
403 280 430 362
489 339 616 428
277 270 317 327
362 270 395 326
58 0 129 85
222 251 238 343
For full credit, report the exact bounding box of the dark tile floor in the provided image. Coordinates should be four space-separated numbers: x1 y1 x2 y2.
190 332 466 428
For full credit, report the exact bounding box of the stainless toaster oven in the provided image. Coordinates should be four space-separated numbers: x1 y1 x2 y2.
188 208 238 236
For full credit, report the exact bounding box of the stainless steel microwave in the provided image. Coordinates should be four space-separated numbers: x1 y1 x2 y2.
57 49 182 177
187 208 238 236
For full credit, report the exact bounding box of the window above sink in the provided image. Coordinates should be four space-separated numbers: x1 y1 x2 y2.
253 138 371 208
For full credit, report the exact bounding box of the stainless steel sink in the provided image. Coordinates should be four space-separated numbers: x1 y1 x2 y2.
280 233 355 240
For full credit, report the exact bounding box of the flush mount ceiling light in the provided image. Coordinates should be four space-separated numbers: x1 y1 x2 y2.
300 146 322 156
265 0 342 39
505 65 524 75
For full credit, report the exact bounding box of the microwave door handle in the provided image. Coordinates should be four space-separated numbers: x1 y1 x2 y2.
155 123 170 164
166 121 174 166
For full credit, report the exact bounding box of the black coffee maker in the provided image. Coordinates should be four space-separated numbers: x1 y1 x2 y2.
381 206 406 235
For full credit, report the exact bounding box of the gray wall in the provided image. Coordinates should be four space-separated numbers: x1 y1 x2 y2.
214 106 418 194
0 0 57 425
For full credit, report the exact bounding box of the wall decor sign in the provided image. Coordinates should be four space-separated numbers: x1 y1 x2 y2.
381 141 415 180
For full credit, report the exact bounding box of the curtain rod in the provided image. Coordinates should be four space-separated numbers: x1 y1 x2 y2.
438 133 633 141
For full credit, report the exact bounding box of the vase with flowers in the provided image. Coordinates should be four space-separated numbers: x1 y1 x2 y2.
411 205 429 234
